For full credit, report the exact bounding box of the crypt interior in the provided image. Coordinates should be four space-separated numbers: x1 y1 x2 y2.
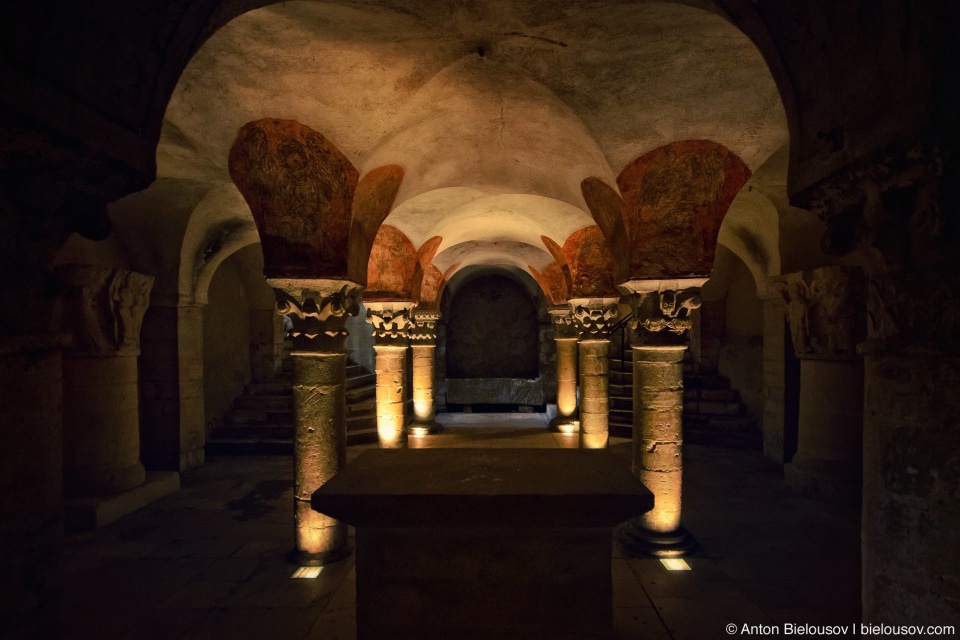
1 1 959 638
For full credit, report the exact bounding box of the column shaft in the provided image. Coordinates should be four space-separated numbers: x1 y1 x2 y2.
292 351 349 564
579 339 610 449
375 345 408 448
785 357 863 502
550 337 579 433
410 344 439 436
632 345 686 533
62 355 145 497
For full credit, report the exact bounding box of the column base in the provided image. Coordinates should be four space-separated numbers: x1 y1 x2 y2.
288 543 353 567
616 520 698 558
64 471 180 532
549 415 580 435
408 422 443 438
784 453 861 505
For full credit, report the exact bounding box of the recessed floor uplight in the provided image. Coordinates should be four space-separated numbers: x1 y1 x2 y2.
660 558 691 571
291 566 323 579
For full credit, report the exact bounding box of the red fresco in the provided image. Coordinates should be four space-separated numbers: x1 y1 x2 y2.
228 118 358 278
616 140 751 279
562 225 618 297
365 224 417 300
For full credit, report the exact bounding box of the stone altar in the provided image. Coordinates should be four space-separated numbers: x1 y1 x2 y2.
312 448 653 639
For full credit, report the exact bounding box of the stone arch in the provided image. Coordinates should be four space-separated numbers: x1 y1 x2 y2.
178 183 260 305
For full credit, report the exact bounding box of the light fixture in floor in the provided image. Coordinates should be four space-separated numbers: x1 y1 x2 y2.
291 566 324 579
660 558 691 571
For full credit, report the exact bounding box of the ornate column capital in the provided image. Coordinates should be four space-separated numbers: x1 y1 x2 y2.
268 278 363 353
55 264 154 357
549 306 579 340
366 301 415 347
568 297 620 341
771 266 865 359
618 278 705 347
409 309 441 346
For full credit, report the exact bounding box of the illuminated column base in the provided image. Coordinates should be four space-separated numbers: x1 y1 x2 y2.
409 344 441 437
549 337 579 434
578 339 611 449
375 345 408 448
618 345 697 558
291 351 350 566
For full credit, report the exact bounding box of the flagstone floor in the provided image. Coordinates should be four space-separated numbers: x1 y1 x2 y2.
61 413 861 640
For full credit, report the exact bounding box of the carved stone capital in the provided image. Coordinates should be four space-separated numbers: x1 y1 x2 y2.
772 267 865 358
549 306 579 340
792 135 942 266
568 297 619 341
366 301 415 347
409 309 441 345
268 278 363 352
55 265 154 357
864 270 960 353
619 279 705 346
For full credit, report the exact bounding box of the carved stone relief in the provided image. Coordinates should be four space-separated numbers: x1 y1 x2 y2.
55 265 154 356
773 267 865 358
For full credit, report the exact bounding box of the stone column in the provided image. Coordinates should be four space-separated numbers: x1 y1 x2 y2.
408 310 441 437
548 306 579 435
616 279 704 557
270 278 362 566
366 302 415 448
569 297 619 449
55 265 154 499
774 267 865 504
139 294 207 472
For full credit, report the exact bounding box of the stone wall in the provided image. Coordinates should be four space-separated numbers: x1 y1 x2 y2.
202 254 251 434
446 274 539 380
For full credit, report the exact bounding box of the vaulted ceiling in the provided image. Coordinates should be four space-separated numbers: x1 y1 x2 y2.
137 0 787 299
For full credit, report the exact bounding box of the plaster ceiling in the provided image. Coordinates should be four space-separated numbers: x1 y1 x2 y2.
155 0 787 281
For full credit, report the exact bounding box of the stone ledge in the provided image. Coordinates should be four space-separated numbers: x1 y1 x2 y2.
64 471 180 531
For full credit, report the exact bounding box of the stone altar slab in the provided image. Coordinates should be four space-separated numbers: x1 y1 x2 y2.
312 448 653 639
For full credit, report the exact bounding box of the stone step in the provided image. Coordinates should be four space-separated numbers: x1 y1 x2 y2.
346 372 377 391
609 383 631 398
347 363 366 377
346 382 376 403
610 395 633 411
682 387 738 403
347 397 376 416
234 395 292 411
229 408 293 424
215 423 294 440
609 370 633 385
684 400 742 416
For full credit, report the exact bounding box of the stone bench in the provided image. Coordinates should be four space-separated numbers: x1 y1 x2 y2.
311 448 653 640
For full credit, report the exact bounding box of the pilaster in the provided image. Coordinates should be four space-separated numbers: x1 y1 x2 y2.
773 266 865 504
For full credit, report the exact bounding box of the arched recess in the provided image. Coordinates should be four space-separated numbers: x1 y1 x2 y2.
717 188 781 296
441 266 549 410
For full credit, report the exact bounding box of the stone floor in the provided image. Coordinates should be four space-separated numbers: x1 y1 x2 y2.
61 413 861 640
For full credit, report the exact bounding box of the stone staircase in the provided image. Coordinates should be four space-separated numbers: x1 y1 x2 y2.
608 351 761 450
206 347 378 456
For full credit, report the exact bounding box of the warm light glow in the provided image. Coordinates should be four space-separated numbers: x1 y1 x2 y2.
557 421 578 435
413 399 430 420
291 566 324 579
660 558 691 571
